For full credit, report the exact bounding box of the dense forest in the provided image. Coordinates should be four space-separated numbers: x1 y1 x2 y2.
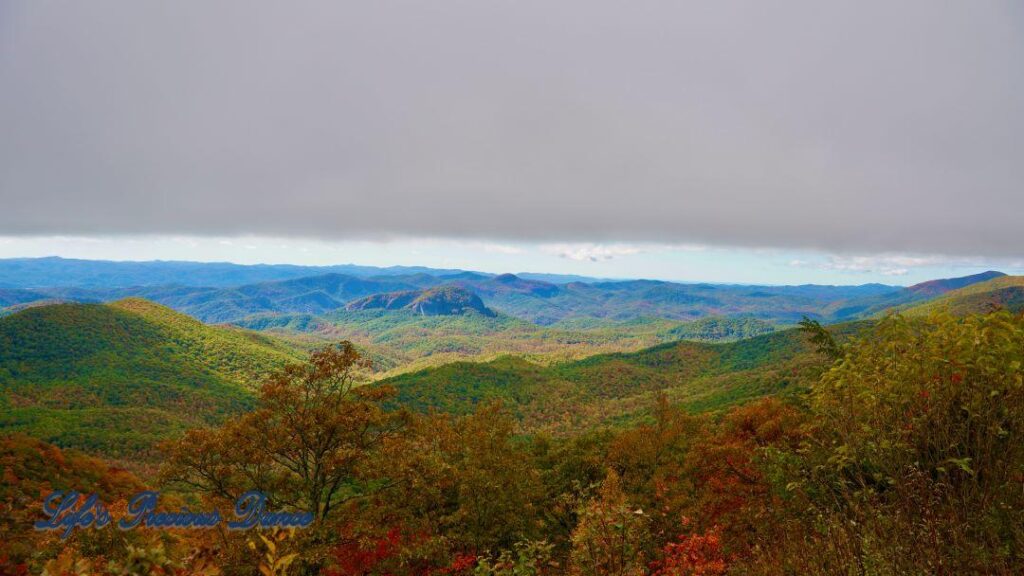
2 307 1023 575
2 267 1024 574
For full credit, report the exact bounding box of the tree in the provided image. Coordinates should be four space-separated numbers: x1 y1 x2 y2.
795 312 1024 573
568 470 651 576
797 316 842 360
162 342 409 573
367 404 545 554
605 395 697 542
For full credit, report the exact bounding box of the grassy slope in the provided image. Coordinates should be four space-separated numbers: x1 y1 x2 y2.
380 322 866 434
0 299 304 459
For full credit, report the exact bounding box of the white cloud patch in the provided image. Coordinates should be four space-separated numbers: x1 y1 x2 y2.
479 243 524 255
542 243 644 262
880 268 909 276
541 242 707 262
788 254 939 276
825 255 938 274
787 253 1022 277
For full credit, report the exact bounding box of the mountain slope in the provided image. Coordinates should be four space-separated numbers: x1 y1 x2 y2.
0 299 304 458
903 275 1024 316
825 271 1007 320
904 270 1007 296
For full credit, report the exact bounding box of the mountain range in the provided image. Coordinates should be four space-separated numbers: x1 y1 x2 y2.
0 256 591 289
0 260 1006 328
0 258 1020 459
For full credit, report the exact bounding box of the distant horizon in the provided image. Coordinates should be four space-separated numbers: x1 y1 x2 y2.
0 240 1019 288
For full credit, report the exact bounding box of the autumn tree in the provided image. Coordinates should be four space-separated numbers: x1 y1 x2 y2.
568 470 651 576
162 342 409 572
684 398 806 557
780 312 1024 574
362 404 545 560
605 395 698 542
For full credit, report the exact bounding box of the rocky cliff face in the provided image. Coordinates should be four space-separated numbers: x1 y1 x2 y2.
345 286 495 316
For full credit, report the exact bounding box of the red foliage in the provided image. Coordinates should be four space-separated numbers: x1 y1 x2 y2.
327 526 406 576
650 520 728 576
431 553 477 575
326 525 474 576
0 555 29 576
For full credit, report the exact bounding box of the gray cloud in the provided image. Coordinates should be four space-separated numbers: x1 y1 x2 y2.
1 1 1022 257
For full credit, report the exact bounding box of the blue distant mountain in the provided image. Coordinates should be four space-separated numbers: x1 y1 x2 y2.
0 256 480 289
1 257 1002 327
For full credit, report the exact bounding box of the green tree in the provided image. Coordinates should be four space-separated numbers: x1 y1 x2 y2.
793 312 1024 573
798 316 842 360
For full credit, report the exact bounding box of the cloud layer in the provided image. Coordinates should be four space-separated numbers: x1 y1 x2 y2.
1 1 1022 257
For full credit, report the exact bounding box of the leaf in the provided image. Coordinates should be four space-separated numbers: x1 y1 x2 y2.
944 457 974 476
278 553 298 568
260 533 277 554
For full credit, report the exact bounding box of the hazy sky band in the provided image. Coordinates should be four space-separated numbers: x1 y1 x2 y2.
2 235 1022 286
2 1 1022 257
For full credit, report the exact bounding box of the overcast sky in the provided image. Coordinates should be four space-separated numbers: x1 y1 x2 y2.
1 1 1022 283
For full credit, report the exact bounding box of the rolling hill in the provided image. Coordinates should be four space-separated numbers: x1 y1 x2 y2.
378 321 868 434
0 299 305 459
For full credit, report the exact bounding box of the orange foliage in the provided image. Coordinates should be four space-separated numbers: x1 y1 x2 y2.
650 520 728 576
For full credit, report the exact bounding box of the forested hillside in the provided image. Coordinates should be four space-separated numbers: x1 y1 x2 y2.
0 300 303 458
381 321 864 433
